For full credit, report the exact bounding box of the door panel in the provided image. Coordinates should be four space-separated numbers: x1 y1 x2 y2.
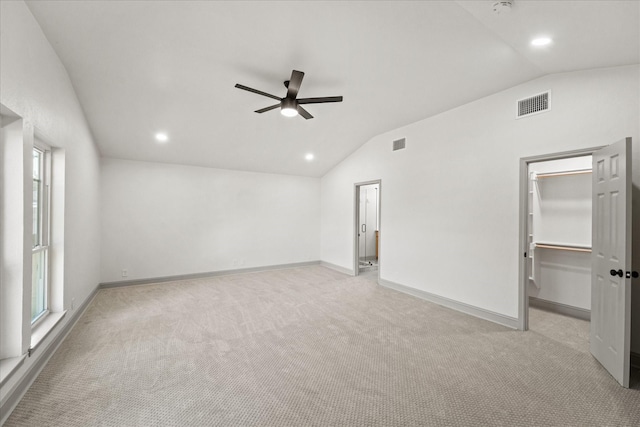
590 138 632 387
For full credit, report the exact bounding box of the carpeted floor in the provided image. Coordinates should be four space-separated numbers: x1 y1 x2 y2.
5 266 640 426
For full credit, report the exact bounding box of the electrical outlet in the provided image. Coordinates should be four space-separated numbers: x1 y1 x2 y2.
122 269 128 278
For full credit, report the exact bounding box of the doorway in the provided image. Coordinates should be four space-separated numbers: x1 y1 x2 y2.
519 146 603 331
518 139 634 387
525 155 593 354
527 155 593 314
354 180 381 278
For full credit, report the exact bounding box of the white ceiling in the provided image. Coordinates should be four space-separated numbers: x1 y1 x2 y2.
25 0 639 177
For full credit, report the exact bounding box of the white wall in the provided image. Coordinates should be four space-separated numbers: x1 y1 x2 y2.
1 0 101 310
0 0 101 408
0 118 31 359
320 65 639 348
532 250 591 310
100 158 320 283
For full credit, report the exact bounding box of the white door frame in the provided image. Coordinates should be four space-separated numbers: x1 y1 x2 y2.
518 146 605 331
354 179 381 280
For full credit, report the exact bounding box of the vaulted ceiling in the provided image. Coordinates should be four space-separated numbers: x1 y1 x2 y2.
25 1 639 177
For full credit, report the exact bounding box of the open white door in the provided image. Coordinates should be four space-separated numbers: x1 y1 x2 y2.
590 137 633 387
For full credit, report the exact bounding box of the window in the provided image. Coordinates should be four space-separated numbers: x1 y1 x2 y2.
32 147 50 324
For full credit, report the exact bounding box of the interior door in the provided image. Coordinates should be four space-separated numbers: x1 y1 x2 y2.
590 137 632 387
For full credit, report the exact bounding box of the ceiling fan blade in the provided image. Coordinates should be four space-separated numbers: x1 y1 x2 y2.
286 70 304 99
255 104 280 113
297 105 313 120
297 96 343 105
235 84 281 101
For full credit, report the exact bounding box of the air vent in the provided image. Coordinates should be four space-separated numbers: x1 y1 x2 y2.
517 91 550 118
393 138 406 151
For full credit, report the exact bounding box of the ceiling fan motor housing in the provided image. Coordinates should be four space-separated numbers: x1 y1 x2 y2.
282 97 296 108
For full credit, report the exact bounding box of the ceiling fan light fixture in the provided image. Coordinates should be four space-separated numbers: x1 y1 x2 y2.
280 98 298 117
281 107 298 117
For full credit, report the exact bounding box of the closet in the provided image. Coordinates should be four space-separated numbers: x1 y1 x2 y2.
527 156 592 318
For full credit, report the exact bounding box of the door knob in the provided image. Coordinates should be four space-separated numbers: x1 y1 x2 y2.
610 269 623 277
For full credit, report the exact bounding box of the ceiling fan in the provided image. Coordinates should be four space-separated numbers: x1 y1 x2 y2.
235 70 343 120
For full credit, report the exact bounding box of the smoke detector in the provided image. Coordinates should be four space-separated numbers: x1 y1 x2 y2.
493 1 513 14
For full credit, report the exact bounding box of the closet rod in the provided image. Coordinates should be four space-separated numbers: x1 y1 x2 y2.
536 169 592 179
535 243 592 253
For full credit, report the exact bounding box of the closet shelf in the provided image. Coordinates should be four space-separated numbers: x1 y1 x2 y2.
535 169 592 179
534 242 591 253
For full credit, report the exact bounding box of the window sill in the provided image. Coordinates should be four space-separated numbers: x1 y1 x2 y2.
0 355 27 388
30 310 67 354
0 312 67 390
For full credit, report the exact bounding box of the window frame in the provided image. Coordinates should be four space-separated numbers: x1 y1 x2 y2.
31 144 51 326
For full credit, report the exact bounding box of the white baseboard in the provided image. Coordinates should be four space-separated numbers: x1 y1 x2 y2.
100 261 322 288
529 297 590 321
379 278 519 330
320 261 354 276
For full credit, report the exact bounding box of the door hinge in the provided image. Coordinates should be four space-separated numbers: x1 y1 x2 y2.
524 252 527 258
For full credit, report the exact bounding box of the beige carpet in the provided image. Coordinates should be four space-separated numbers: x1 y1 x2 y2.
6 266 640 426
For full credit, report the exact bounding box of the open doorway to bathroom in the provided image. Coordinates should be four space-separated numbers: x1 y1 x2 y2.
354 180 380 278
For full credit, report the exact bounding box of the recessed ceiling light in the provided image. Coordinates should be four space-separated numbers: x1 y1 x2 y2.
305 153 314 161
155 132 169 142
531 37 552 47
